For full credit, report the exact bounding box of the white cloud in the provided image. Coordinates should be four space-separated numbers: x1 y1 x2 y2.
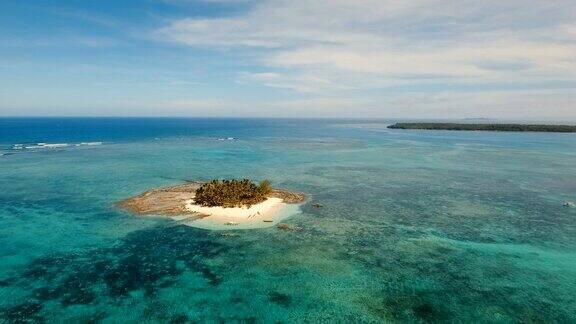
165 99 232 110
156 0 576 94
152 88 576 119
4 87 575 119
131 0 576 118
238 71 355 93
1 36 120 48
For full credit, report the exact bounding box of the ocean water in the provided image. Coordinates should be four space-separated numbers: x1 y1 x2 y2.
0 118 575 323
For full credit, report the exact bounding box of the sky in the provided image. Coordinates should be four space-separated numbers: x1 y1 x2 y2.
0 0 575 119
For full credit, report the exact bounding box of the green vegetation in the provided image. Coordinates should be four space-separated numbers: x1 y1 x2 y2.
194 179 273 207
388 123 576 133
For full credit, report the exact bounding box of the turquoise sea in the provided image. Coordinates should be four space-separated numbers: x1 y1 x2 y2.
0 118 575 323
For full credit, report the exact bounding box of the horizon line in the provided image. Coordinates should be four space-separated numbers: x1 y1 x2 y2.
1 116 576 123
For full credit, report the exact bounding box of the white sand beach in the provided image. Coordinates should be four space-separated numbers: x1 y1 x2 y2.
181 197 298 230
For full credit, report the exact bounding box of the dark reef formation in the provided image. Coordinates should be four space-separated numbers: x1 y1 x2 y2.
0 226 226 323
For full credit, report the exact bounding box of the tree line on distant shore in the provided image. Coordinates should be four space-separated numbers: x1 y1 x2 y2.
194 179 272 207
388 123 576 132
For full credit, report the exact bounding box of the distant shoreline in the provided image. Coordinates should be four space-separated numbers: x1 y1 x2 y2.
388 123 576 133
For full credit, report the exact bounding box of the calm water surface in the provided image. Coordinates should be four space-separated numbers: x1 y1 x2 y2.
0 118 575 322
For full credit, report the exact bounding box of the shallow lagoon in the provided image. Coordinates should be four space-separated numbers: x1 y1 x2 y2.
1 118 575 322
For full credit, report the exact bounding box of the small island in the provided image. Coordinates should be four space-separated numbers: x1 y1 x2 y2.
118 179 305 230
388 123 576 133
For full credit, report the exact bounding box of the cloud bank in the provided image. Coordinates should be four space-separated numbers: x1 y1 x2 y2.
157 0 576 95
2 0 575 118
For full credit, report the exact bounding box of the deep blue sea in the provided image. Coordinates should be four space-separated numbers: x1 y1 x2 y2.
1 118 575 323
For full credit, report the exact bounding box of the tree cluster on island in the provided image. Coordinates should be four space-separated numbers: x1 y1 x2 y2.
388 123 576 132
194 179 273 208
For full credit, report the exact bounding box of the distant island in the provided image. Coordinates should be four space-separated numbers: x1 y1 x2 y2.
388 123 576 133
118 179 305 230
